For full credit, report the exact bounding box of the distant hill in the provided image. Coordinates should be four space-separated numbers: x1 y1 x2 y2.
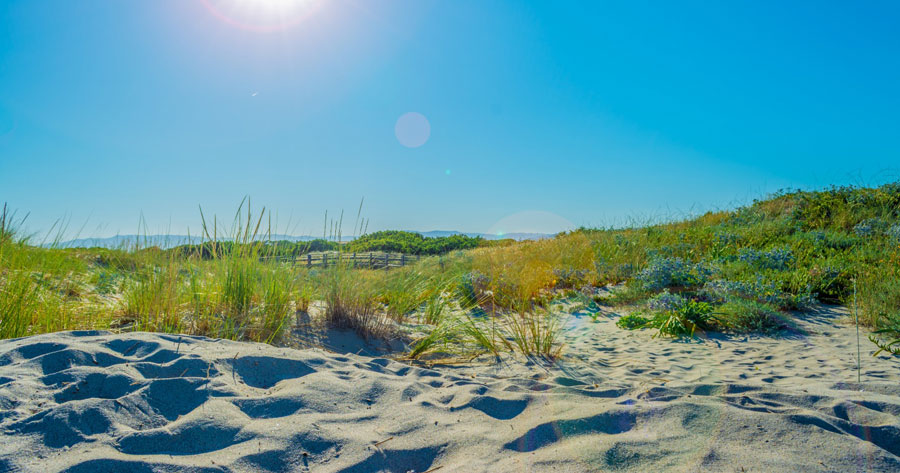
56 235 204 249
56 231 553 249
418 231 554 241
55 234 340 249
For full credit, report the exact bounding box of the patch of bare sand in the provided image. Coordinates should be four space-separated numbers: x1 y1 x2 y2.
1 305 898 472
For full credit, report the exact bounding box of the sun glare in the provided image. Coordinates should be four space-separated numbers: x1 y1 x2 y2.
200 0 322 32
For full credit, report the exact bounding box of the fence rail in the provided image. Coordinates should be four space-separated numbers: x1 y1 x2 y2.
261 252 422 269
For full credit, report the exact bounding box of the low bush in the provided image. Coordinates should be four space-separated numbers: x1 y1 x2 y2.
634 257 714 292
650 299 718 338
701 278 812 311
716 299 786 333
616 313 650 330
736 247 794 270
346 231 481 255
617 297 718 337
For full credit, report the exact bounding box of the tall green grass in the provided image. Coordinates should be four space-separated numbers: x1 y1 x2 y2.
318 265 390 340
0 204 102 338
110 199 300 343
2 183 899 360
502 309 564 358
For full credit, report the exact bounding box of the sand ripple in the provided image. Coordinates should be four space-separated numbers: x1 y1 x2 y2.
1 311 899 472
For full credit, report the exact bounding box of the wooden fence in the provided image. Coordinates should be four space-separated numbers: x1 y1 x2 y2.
262 252 422 269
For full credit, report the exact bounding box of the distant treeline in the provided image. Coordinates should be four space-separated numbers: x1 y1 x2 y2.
170 231 486 258
346 231 482 255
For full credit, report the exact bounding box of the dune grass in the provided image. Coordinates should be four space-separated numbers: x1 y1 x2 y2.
2 183 899 360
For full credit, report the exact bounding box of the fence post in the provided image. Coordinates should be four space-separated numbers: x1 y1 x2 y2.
401 253 406 266
383 252 388 270
307 253 311 267
369 253 374 268
323 253 328 267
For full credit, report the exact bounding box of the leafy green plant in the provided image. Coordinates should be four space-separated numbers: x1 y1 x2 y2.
616 313 650 330
651 300 718 338
870 328 900 356
716 299 786 333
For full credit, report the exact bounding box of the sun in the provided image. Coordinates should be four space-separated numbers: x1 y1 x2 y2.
236 0 313 11
199 0 322 32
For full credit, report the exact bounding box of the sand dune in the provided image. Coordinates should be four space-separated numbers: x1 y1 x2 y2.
1 306 899 472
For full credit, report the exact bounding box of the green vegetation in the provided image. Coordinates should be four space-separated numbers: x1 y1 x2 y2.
2 183 899 360
169 230 482 260
346 230 482 255
591 183 900 346
172 239 341 260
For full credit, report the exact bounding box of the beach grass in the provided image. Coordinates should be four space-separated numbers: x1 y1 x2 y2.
2 184 900 360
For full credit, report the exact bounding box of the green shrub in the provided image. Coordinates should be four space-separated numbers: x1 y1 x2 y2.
650 300 718 338
616 313 650 330
871 327 900 356
347 230 481 255
717 299 786 333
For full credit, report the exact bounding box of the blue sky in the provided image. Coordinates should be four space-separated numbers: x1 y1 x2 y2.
1 0 898 238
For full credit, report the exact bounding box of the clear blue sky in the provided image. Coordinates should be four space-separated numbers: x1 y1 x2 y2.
1 0 898 238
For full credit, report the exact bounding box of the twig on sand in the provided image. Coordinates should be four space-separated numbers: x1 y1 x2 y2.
373 436 394 447
421 466 443 473
123 341 140 356
204 362 212 402
232 353 239 385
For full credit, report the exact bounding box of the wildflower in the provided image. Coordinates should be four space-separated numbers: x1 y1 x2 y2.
736 247 794 270
853 218 887 237
647 290 685 311
635 257 713 291
887 224 900 243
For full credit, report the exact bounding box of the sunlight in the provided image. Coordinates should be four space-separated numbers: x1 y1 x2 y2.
200 0 322 32
235 0 313 11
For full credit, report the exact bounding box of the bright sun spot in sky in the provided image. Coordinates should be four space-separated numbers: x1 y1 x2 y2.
200 0 321 32
237 0 312 10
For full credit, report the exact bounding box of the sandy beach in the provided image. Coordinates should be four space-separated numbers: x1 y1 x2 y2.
5 2 900 471
2 305 898 472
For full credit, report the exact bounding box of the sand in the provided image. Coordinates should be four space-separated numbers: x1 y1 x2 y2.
1 304 899 472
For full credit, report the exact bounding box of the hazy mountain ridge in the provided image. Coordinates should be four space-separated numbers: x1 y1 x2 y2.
56 231 553 249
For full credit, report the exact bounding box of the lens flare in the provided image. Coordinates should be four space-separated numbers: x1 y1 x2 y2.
199 0 322 33
394 112 431 148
